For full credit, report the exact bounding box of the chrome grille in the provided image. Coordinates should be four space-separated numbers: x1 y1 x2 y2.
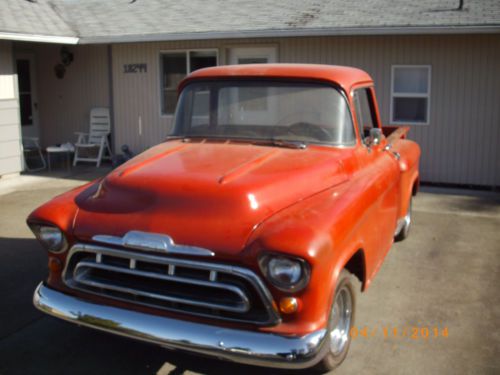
63 243 280 326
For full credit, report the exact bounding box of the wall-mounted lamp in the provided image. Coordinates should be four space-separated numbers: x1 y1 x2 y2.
54 47 74 79
60 47 74 66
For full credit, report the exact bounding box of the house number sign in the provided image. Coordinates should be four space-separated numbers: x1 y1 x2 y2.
124 63 147 73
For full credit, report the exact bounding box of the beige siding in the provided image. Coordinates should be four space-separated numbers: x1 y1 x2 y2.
111 39 279 153
0 41 22 176
28 44 110 147
112 35 500 186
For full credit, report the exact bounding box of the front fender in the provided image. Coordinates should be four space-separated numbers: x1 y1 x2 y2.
246 177 380 335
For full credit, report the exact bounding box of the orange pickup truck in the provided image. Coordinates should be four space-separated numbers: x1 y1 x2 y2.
29 64 420 372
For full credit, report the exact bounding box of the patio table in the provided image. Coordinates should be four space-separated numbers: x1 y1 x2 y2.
46 146 72 172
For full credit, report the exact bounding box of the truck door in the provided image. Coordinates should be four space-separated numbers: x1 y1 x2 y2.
352 87 400 263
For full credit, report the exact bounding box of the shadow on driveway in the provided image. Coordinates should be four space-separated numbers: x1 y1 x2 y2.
0 237 291 375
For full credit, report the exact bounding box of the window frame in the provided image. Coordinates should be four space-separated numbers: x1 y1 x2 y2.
390 65 431 126
352 85 381 145
159 48 219 117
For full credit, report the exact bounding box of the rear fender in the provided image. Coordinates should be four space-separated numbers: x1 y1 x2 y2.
390 139 421 218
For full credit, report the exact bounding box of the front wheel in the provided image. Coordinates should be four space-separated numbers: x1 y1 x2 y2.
312 269 357 373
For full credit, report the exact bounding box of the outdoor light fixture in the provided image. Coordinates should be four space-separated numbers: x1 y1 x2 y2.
54 47 74 79
60 47 74 66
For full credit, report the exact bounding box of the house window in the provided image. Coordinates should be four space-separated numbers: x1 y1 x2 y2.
391 65 431 125
161 50 218 115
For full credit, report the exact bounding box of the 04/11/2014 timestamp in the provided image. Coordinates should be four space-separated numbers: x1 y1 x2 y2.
350 326 449 340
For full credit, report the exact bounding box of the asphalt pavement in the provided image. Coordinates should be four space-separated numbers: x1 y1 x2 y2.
0 171 499 375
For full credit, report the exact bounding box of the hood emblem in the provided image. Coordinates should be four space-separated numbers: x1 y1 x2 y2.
92 231 214 257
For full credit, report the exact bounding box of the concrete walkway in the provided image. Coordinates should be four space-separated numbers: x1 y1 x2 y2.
0 172 499 375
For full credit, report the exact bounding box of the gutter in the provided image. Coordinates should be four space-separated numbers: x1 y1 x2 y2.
0 32 79 44
1 24 498 46
78 25 500 44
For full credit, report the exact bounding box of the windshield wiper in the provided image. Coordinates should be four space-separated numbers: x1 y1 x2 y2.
170 136 307 149
254 139 307 149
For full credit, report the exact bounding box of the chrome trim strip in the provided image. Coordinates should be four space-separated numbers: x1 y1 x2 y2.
72 261 250 313
63 244 281 326
93 231 215 257
34 283 328 369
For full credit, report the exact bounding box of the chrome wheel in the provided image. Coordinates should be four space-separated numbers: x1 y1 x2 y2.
403 198 412 232
329 285 353 355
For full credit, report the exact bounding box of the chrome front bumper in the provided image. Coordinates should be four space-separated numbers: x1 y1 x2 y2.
33 283 328 369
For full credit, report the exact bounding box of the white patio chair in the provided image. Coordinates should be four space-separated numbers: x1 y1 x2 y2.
73 108 112 167
22 137 47 172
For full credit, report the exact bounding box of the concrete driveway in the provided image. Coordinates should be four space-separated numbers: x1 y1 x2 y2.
0 171 499 375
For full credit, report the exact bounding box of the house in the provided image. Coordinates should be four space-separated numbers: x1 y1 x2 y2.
0 0 499 188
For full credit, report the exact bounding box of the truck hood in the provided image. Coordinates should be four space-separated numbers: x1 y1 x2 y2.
73 140 350 255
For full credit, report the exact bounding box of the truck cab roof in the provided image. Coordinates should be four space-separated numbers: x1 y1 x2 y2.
182 63 373 93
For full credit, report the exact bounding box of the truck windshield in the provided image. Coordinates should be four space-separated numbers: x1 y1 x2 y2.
171 81 355 146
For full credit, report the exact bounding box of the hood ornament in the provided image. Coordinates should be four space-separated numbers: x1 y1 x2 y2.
92 231 214 257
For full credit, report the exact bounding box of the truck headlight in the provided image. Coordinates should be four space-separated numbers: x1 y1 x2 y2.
29 224 67 253
259 254 311 292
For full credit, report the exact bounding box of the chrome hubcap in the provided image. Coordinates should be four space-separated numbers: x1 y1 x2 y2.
329 286 353 355
402 199 412 234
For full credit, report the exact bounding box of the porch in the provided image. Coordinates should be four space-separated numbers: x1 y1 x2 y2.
12 41 113 174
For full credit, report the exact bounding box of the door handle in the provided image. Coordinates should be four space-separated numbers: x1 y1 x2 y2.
383 143 400 160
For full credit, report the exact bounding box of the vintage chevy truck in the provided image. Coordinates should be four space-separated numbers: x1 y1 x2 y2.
29 64 420 371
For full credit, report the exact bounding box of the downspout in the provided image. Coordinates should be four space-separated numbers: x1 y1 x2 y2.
107 44 115 154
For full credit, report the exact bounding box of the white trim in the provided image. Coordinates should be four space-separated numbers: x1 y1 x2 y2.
1 26 498 46
77 25 500 44
0 32 78 45
159 48 219 117
390 65 431 126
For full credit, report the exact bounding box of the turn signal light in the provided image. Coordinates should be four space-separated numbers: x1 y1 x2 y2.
279 297 299 314
48 257 63 273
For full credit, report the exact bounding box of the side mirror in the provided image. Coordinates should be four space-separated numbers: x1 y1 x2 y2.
365 128 383 147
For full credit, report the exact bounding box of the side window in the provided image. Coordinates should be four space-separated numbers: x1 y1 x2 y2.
353 88 377 141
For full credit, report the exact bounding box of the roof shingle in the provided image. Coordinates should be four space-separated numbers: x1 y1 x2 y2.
1 0 499 44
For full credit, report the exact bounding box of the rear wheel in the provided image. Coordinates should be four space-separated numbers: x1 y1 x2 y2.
312 269 357 373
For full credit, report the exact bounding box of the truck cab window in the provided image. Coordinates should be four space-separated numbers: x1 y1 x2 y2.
354 88 377 141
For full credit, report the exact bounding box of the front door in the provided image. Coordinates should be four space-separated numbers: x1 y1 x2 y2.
228 47 278 125
16 54 39 138
228 47 277 65
353 87 400 265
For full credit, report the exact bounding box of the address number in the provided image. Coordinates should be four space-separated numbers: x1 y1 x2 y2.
124 63 147 73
